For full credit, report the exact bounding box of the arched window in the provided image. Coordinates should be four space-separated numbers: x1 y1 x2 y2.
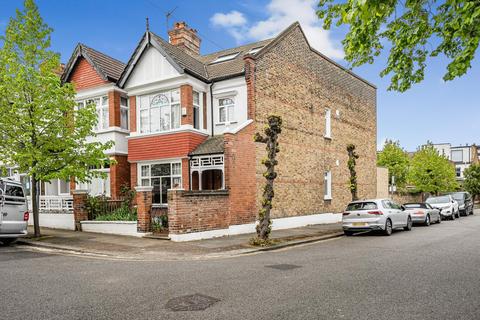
138 90 180 133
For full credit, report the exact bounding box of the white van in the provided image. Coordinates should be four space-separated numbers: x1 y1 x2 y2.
0 178 29 244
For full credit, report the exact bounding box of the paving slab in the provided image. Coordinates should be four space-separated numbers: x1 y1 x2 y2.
17 223 344 261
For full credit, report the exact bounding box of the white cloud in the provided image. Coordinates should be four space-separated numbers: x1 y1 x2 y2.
210 0 344 60
210 11 247 28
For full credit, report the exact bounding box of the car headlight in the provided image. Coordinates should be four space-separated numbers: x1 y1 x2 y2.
459 204 465 209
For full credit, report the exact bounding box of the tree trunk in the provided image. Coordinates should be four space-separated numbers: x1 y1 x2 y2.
31 175 41 238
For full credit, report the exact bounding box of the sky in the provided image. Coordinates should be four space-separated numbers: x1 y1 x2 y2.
1 0 479 152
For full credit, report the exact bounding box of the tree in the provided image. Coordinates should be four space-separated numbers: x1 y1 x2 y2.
252 115 282 244
317 1 480 92
0 0 112 237
408 144 458 195
347 144 359 201
463 163 480 203
377 140 410 189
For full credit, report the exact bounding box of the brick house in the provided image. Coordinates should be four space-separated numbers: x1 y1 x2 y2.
63 21 377 240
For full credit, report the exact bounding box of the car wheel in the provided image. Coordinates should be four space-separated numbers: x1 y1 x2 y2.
470 208 474 215
451 213 455 220
0 238 17 246
344 230 354 236
404 216 413 231
456 210 460 218
437 215 442 223
384 219 393 236
424 214 431 226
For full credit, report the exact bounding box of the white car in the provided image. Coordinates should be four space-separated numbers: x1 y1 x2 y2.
0 179 29 245
426 195 459 220
342 199 412 236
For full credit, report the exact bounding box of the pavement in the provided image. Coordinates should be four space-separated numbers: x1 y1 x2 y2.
1 211 479 319
15 223 344 260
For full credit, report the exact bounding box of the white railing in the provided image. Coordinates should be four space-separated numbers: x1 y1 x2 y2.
27 196 74 213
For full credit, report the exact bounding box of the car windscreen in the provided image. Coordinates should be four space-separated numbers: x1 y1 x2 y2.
450 193 464 201
426 196 450 204
404 203 427 209
346 202 378 211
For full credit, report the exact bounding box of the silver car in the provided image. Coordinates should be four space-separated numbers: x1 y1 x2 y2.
0 179 29 245
342 199 412 236
403 202 442 226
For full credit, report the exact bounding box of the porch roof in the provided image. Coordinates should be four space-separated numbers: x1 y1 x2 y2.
189 135 224 156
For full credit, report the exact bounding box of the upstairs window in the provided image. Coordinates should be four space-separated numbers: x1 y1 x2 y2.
120 97 129 130
193 91 201 130
324 171 332 200
77 96 109 131
138 89 180 134
324 108 331 138
218 97 234 124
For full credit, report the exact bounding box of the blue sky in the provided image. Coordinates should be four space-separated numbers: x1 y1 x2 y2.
1 0 479 151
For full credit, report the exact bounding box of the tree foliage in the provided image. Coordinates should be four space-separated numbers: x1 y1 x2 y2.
252 115 282 244
408 144 458 194
347 144 359 201
0 0 113 236
377 140 410 188
463 163 480 201
317 0 480 92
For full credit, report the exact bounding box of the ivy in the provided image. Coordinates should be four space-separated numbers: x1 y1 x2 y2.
347 144 359 201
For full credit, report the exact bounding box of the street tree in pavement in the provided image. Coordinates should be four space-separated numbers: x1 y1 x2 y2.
0 0 112 237
317 0 480 92
408 143 458 195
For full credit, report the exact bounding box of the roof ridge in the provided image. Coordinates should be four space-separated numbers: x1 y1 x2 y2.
78 43 126 66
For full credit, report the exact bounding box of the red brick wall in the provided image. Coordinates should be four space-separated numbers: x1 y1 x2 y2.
168 189 230 234
69 58 108 90
129 96 137 133
110 155 130 199
108 91 121 128
130 163 137 189
224 122 257 225
181 158 190 191
128 131 207 162
180 84 193 126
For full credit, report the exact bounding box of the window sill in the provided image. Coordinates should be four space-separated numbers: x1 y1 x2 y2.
324 135 332 140
324 196 332 201
152 204 168 208
215 121 238 127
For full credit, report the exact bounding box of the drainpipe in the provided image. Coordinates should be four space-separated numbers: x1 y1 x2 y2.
209 81 215 136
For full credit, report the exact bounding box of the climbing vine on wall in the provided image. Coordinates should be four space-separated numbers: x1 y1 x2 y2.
252 115 283 244
347 144 359 201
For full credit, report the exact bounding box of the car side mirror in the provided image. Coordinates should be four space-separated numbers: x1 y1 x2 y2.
452 201 455 204
401 205 406 211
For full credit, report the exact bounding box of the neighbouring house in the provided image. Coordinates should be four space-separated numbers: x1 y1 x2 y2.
432 143 479 183
12 20 377 238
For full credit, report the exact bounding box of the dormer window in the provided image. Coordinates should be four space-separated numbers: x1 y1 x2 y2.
210 52 239 64
247 47 263 55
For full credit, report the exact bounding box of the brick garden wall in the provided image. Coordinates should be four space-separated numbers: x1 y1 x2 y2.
168 190 230 234
253 25 377 217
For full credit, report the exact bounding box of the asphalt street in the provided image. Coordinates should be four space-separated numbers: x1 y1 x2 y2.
1 214 480 320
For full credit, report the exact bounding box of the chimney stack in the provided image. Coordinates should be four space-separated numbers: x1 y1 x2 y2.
168 22 201 56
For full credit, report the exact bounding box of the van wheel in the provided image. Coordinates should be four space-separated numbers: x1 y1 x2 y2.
404 217 413 231
0 238 17 246
384 219 393 236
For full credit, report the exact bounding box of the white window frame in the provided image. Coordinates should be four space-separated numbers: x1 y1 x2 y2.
210 52 240 64
77 96 109 131
120 96 129 130
138 89 181 134
58 179 71 196
217 97 235 125
324 171 332 200
138 161 182 205
76 168 111 197
324 108 331 139
193 91 201 130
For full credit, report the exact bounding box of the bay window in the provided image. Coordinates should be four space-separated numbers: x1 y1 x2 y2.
218 97 234 124
77 96 109 131
139 162 182 205
138 89 181 134
120 97 129 130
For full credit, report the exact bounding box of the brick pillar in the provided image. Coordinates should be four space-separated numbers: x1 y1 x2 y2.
180 84 193 126
72 190 89 231
135 186 153 233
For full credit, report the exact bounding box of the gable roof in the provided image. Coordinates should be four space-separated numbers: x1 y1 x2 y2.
118 21 375 89
62 43 126 84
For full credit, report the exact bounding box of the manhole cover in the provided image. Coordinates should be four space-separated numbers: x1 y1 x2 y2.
266 264 302 270
165 294 220 312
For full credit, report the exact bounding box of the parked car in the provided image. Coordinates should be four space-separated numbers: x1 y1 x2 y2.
425 195 459 220
446 192 473 216
0 179 29 245
342 199 412 236
403 202 442 226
